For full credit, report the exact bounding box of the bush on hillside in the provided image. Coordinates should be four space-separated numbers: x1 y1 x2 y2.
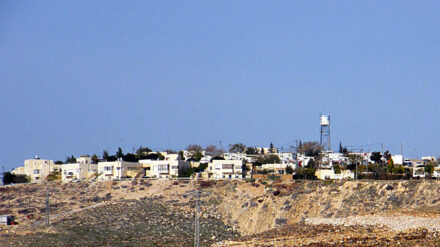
2 172 30 185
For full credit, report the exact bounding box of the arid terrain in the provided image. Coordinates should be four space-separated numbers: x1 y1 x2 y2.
2 179 440 246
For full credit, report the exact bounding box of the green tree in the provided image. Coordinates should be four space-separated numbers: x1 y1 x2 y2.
339 142 343 153
192 151 203 162
387 159 395 174
383 150 392 162
103 150 109 161
241 163 250 177
306 158 316 169
91 154 99 164
286 165 294 174
370 152 382 164
392 165 405 174
178 167 194 177
295 167 316 179
425 162 434 175
178 150 185 160
245 147 258 155
269 142 275 153
65 155 76 164
123 153 138 162
255 155 280 165
136 146 152 155
229 143 246 153
145 152 165 160
333 164 341 174
2 172 30 184
368 162 386 178
116 147 124 159
54 160 64 164
298 142 322 156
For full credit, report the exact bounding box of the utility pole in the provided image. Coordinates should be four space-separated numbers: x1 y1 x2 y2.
355 161 358 180
194 190 200 247
45 184 50 226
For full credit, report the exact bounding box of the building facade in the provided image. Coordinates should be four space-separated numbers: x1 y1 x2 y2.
12 157 55 183
207 160 242 180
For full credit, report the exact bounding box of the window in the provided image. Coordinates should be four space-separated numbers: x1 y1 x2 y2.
171 166 178 170
222 164 233 169
158 164 168 172
33 169 40 174
104 166 113 171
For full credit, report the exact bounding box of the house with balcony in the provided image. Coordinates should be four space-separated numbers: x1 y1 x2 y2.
139 154 190 179
97 159 141 181
207 160 242 180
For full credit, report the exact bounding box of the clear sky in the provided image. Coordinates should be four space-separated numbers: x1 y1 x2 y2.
1 1 440 171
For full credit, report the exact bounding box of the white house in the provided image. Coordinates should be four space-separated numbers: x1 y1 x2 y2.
296 154 313 168
139 155 190 179
12 157 55 183
277 153 294 164
257 163 297 175
412 166 426 178
97 160 142 181
315 168 355 180
61 156 97 182
433 167 440 178
392 155 403 165
207 159 242 180
223 152 247 161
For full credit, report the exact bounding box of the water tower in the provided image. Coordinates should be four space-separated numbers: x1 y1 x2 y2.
320 114 331 151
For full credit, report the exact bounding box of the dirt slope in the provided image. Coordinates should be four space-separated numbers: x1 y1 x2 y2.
2 179 440 246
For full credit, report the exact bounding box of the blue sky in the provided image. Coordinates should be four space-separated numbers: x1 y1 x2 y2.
1 1 439 170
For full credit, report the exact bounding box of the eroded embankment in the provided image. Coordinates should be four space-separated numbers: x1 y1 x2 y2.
197 180 440 235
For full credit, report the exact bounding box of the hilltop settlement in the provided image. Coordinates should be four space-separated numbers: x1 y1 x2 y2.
5 141 440 185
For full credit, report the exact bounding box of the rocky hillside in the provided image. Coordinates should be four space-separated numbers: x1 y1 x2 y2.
2 179 440 246
200 179 440 235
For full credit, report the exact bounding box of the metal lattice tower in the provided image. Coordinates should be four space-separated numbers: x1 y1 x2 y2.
320 114 331 151
194 190 200 247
